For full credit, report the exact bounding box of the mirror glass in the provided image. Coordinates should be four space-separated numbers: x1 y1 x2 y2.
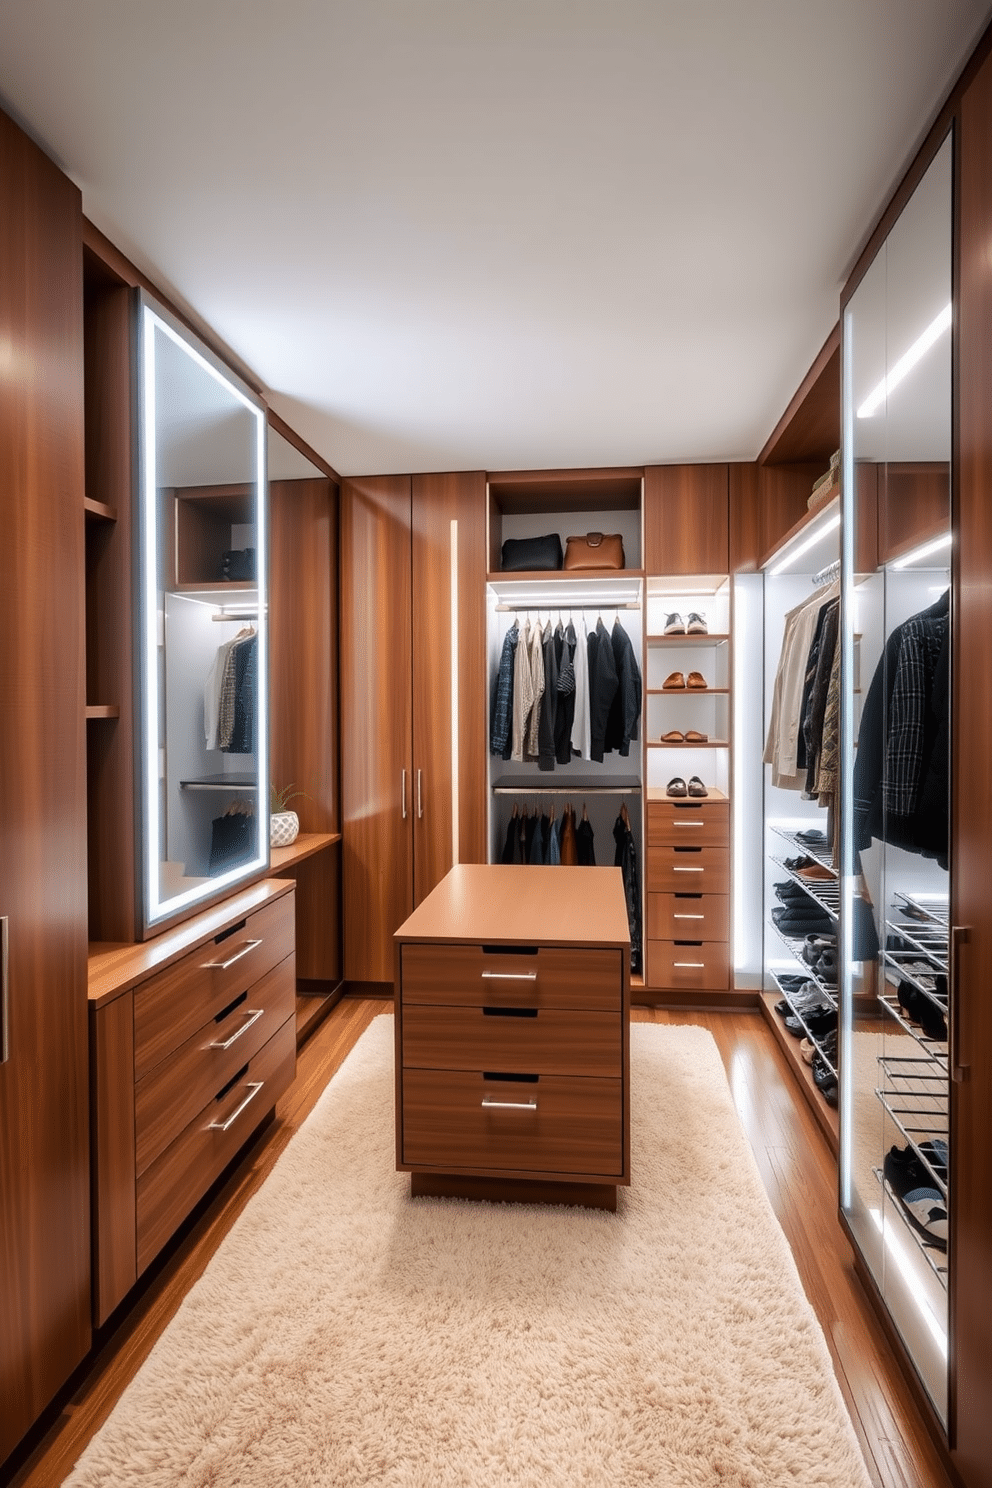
136 293 268 932
840 134 952 1422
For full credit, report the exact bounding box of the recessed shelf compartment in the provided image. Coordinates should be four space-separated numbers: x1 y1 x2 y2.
84 496 118 522
178 773 258 792
85 704 120 720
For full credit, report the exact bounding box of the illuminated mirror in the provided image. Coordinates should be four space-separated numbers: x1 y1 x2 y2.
135 291 268 933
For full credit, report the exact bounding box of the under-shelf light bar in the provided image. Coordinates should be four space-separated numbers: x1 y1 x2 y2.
890 532 952 570
857 303 952 419
766 513 840 576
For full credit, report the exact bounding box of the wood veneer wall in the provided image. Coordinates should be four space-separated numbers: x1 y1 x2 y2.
0 106 91 1466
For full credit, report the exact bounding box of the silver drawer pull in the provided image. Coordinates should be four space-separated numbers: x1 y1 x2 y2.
672 821 704 827
201 938 262 971
674 961 705 968
480 971 538 981
481 1096 537 1110
673 867 704 873
209 1081 264 1132
673 913 704 919
209 1007 264 1050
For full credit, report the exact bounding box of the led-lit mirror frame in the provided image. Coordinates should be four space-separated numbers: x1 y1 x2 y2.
134 290 269 933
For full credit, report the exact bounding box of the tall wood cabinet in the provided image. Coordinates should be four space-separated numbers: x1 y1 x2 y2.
341 472 487 986
0 109 91 1465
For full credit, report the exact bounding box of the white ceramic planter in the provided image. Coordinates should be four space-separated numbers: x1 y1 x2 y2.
270 810 300 848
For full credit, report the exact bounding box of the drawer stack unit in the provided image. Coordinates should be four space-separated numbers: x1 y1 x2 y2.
646 788 730 993
89 881 297 1325
394 864 631 1209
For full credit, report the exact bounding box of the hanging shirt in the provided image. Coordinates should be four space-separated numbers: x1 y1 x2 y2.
570 618 591 760
511 620 536 762
490 621 519 757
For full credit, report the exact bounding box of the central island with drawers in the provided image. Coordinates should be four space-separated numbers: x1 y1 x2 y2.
394 863 631 1210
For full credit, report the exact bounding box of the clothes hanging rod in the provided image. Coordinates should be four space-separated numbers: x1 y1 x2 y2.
211 610 259 621
492 784 643 795
811 559 840 586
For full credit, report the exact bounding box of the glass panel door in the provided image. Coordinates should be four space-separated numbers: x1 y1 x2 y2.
840 134 952 1421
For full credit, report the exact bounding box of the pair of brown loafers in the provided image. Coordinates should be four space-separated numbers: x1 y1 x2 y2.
662 670 707 690
660 729 709 743
666 776 708 798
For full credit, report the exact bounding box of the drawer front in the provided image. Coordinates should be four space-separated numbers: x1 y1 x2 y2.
401 944 622 1012
134 893 295 1078
648 801 729 847
647 940 729 992
402 1003 621 1078
401 1068 623 1177
136 1014 296 1275
647 892 729 942
134 956 296 1177
647 846 729 894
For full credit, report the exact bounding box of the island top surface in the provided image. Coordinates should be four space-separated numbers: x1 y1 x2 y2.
395 864 631 948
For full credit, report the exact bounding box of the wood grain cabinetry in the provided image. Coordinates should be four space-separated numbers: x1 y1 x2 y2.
341 472 487 987
89 881 297 1325
645 793 729 992
394 865 630 1209
644 465 729 574
0 106 91 1469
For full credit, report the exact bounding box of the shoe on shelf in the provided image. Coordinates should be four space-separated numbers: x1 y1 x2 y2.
796 828 827 845
666 777 688 797
661 729 685 742
784 854 815 871
685 729 709 742
663 612 685 634
686 671 708 689
686 612 708 634
799 1038 816 1065
662 671 686 690
883 1146 948 1252
796 862 836 881
687 776 708 797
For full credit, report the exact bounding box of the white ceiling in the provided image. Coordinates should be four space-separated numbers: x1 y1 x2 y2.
1 1 989 478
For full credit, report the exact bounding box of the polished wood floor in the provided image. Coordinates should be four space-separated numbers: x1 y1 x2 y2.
6 1001 953 1488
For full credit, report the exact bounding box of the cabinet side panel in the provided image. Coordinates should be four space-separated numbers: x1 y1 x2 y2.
90 995 137 1326
0 110 91 1463
411 471 488 904
954 63 992 1487
340 476 414 982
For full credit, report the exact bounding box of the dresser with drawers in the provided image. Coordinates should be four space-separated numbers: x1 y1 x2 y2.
394 864 630 1210
88 879 297 1324
646 786 730 994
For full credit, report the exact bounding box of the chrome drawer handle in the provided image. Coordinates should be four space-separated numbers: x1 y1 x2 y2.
673 913 704 919
672 821 704 827
673 867 704 873
481 1096 537 1110
209 1007 264 1050
674 961 705 968
480 971 538 981
201 938 262 971
208 1081 264 1132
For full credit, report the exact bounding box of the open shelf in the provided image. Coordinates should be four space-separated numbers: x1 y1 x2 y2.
85 704 120 720
645 632 730 646
760 991 839 1152
492 775 641 796
84 496 118 522
179 773 258 792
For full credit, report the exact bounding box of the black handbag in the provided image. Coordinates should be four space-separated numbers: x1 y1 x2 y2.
221 548 256 581
500 533 563 572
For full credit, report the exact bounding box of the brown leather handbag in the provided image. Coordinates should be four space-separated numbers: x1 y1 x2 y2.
563 532 625 570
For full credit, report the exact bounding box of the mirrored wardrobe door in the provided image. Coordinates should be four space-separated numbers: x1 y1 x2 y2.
134 291 269 934
840 133 952 1423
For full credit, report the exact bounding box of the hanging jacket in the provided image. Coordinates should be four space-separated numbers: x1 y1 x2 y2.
587 619 619 764
511 620 536 763
538 621 559 771
576 815 596 866
490 622 519 758
560 806 578 866
554 622 576 765
524 619 546 760
570 620 591 759
613 814 642 975
604 619 642 757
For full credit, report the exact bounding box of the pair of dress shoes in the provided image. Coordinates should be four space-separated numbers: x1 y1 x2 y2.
896 979 948 1041
662 670 707 690
666 775 708 798
660 728 709 743
663 612 707 634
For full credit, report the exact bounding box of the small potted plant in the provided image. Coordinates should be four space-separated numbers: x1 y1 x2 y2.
269 783 306 848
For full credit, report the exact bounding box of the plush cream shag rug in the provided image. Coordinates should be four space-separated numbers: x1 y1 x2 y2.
65 1018 870 1487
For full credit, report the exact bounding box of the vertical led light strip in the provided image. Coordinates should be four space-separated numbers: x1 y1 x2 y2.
838 305 856 1210
254 412 269 861
450 518 460 865
141 305 163 922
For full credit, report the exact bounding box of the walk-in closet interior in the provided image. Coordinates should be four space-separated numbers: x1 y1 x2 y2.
4 7 992 1487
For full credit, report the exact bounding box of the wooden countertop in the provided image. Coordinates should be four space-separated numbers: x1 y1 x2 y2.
395 864 630 948
268 830 341 873
88 878 295 1008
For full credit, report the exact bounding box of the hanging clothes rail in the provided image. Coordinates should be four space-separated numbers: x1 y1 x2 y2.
495 600 641 612
811 559 841 587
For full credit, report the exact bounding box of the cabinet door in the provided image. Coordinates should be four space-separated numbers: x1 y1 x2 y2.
341 476 413 983
0 111 90 1463
411 472 488 904
644 464 729 574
